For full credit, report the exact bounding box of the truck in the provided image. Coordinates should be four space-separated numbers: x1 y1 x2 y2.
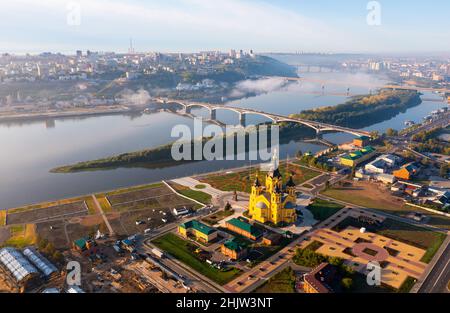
151 248 165 259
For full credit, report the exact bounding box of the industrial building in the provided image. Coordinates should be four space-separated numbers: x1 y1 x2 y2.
0 247 40 292
23 247 58 278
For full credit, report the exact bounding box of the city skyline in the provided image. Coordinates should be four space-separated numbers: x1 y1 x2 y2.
1 0 450 54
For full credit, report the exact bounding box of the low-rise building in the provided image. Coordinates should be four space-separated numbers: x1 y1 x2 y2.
221 238 247 260
72 238 98 256
340 146 377 167
376 173 397 185
353 135 371 148
393 163 419 180
262 233 282 246
173 206 189 217
303 262 336 293
178 220 218 243
224 218 263 241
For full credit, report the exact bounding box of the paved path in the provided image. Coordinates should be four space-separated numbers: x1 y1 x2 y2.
171 177 226 198
91 195 114 236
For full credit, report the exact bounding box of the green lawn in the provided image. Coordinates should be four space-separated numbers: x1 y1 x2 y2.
177 188 212 204
254 267 296 293
200 162 321 193
306 199 345 221
169 182 212 204
397 277 417 293
152 233 241 285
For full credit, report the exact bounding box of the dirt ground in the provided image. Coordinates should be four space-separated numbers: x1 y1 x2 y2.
322 180 450 230
108 207 176 237
322 181 405 212
7 201 88 225
107 185 194 213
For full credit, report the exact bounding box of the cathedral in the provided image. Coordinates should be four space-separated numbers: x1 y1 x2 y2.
248 167 297 226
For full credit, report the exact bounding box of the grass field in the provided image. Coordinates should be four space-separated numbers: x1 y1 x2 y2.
97 197 113 213
84 198 98 215
306 199 345 222
254 267 296 293
152 233 241 285
1 224 38 248
170 183 212 204
397 277 417 293
200 162 321 193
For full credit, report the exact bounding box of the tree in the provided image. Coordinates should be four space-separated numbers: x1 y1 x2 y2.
370 130 380 139
385 128 398 137
224 202 232 211
341 277 353 290
296 150 303 159
324 180 331 191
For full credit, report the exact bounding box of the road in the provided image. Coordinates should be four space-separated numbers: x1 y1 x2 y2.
417 239 450 293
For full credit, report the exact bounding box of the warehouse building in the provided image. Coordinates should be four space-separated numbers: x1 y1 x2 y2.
23 247 58 278
0 247 40 292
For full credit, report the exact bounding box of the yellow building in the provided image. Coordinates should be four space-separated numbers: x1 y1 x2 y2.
340 146 376 167
248 167 297 225
178 220 218 243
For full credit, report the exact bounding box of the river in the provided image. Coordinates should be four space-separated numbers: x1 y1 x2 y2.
0 72 447 208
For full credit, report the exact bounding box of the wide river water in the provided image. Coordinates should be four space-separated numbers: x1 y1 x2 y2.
0 72 447 208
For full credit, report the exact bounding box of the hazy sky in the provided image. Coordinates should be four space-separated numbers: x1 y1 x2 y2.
1 0 449 54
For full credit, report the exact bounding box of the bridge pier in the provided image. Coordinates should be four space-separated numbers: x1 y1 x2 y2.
210 109 216 120
239 113 246 127
185 106 191 114
316 129 323 138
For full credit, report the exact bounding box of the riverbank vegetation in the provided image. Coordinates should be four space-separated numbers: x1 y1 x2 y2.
50 125 314 173
290 90 422 128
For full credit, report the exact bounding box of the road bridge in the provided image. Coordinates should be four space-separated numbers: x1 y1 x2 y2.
155 98 371 138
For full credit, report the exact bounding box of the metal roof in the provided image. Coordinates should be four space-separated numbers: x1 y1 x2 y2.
0 247 38 282
23 247 58 277
179 220 216 235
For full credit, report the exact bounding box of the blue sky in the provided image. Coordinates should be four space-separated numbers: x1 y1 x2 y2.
0 0 449 54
